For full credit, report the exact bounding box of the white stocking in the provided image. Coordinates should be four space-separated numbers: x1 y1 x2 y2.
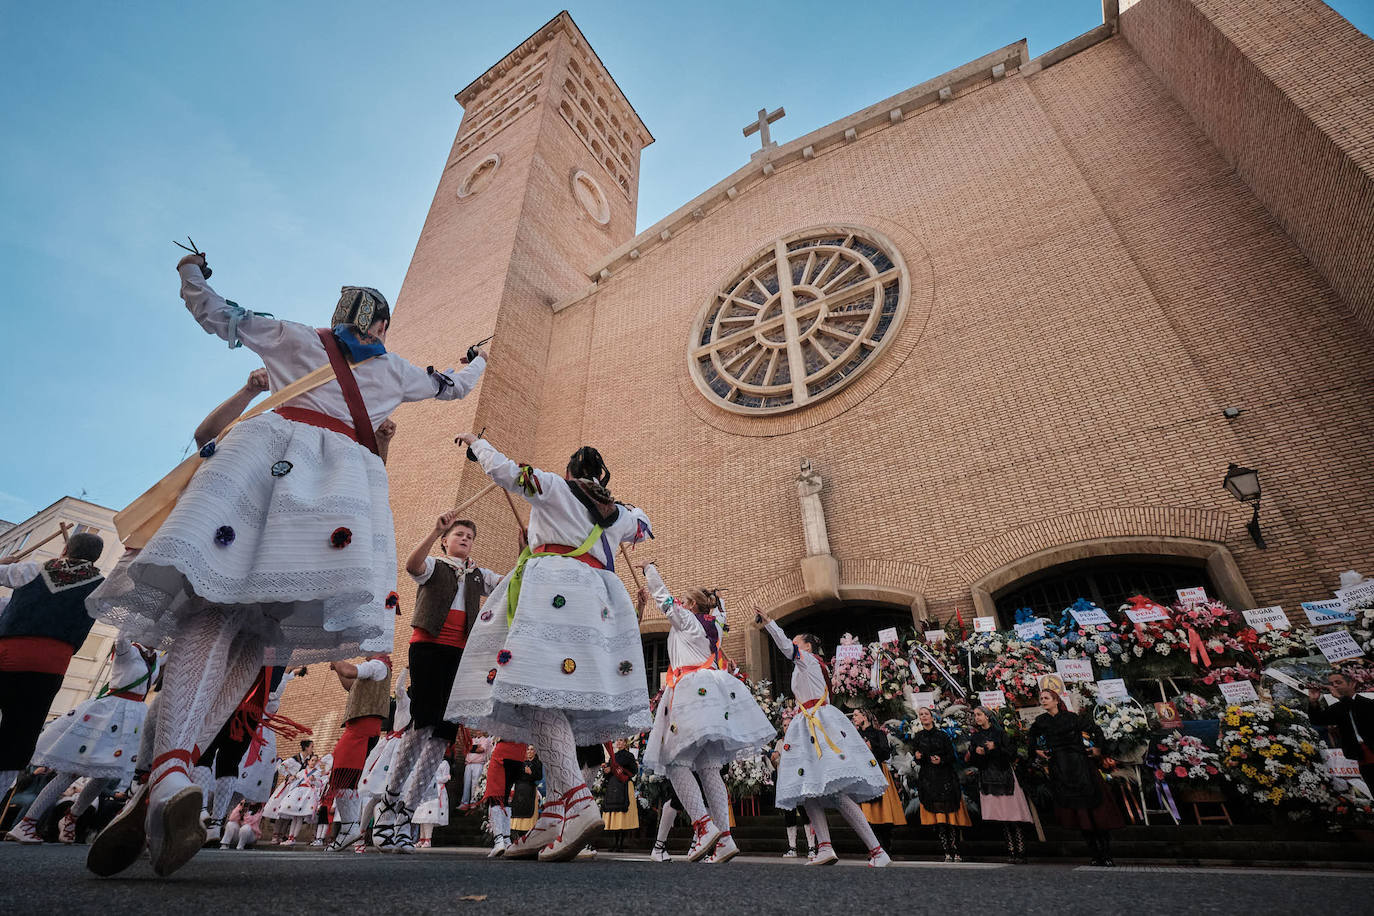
665 766 707 822
802 800 832 846
489 803 509 840
21 772 77 823
70 777 107 817
192 766 214 812
699 767 731 832
212 777 238 820
194 631 266 752
0 770 20 797
135 693 159 777
288 816 303 839
401 733 446 810
334 790 360 826
384 727 427 796
833 794 881 850
530 708 579 796
655 800 676 844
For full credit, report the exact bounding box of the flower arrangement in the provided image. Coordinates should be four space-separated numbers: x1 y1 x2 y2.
1093 700 1150 758
1169 598 1243 667
1235 625 1312 665
1117 595 1195 677
830 634 878 706
979 642 1053 706
906 634 967 696
724 754 775 798
1042 599 1128 671
870 641 916 717
1152 731 1222 788
1218 703 1335 812
1197 663 1260 686
1170 692 1215 721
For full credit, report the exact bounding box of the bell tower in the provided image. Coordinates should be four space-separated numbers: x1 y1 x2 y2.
382 11 652 643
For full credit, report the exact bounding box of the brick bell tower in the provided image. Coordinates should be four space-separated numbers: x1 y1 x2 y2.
377 14 651 683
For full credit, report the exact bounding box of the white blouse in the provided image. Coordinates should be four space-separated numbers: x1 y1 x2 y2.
180 265 485 429
470 439 651 570
766 620 828 705
644 564 711 669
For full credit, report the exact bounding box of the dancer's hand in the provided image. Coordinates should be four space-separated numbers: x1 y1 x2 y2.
375 418 397 442
454 432 478 447
434 509 461 534
177 253 206 272
751 605 770 628
245 368 270 393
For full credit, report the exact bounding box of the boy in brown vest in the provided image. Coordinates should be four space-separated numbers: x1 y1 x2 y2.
323 654 391 849
371 511 500 853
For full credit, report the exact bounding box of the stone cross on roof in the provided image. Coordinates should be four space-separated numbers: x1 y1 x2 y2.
743 106 785 157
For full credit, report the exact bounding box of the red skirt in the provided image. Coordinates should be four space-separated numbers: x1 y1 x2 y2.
483 741 528 804
333 715 383 771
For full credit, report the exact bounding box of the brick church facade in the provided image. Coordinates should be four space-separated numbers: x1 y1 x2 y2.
279 0 1374 743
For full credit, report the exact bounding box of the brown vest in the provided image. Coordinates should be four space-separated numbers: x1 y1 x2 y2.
412 557 485 643
343 667 391 722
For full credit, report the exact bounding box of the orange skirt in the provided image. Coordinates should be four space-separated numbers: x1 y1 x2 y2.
919 798 972 827
859 764 907 825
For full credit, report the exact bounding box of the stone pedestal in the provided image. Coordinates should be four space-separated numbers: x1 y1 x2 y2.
801 554 840 602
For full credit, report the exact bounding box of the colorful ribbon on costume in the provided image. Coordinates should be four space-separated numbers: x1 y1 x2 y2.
224 300 273 350
505 524 603 626
799 690 845 760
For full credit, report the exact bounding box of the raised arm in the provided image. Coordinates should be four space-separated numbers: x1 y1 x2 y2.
178 259 292 353
462 437 561 502
406 511 456 577
760 616 799 660
398 352 486 404
195 368 270 447
642 563 699 633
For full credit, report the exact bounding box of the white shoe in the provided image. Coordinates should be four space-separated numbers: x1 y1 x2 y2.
575 845 597 860
329 823 363 852
370 793 400 851
487 836 509 858
504 802 563 860
204 819 222 845
782 849 798 858
712 833 740 863
686 817 722 863
59 812 78 845
309 838 325 847
5 819 42 845
538 791 604 863
869 848 891 868
147 770 207 877
650 843 672 862
808 843 839 866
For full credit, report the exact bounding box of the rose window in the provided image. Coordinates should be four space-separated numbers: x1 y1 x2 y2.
688 227 907 414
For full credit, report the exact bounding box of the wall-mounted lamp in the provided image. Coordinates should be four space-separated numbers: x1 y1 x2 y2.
1222 463 1266 549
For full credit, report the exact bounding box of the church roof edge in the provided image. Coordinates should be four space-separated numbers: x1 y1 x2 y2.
454 10 653 145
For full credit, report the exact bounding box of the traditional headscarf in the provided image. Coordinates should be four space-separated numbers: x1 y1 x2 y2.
332 286 390 333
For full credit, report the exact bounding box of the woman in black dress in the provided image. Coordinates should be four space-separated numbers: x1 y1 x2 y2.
600 740 639 853
1027 689 1124 867
509 746 543 834
965 706 1034 863
911 706 971 862
852 709 905 849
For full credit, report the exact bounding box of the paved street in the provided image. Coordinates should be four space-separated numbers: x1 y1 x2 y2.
1 844 1370 915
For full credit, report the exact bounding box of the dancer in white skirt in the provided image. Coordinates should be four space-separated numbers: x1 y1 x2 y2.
86 252 486 876
753 608 891 867
279 754 330 846
638 563 774 863
446 438 652 862
5 639 161 845
412 758 450 848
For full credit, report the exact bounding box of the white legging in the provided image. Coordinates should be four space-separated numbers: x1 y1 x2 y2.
529 708 582 798
21 774 106 825
803 795 881 852
664 765 730 830
655 799 677 846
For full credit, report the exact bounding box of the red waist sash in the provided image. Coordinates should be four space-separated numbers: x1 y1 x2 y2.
277 406 359 442
533 544 605 571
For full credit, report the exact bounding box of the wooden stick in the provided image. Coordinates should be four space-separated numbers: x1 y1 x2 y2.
10 522 73 562
453 481 500 514
501 490 528 547
620 545 644 591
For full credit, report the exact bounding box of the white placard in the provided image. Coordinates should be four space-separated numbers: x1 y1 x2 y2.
1055 657 1095 683
1313 629 1365 664
835 644 864 661
1323 749 1363 781
907 659 925 686
1262 666 1306 692
978 689 1007 709
1014 619 1046 639
1335 580 1374 608
911 691 937 709
1018 706 1046 725
1095 678 1129 702
1218 680 1259 705
1176 587 1209 606
1125 603 1169 624
973 616 997 633
877 626 899 645
1303 599 1355 626
924 629 946 644
1069 606 1111 627
1242 606 1290 632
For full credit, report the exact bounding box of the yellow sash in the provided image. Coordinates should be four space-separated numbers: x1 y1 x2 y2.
504 525 603 626
798 689 845 759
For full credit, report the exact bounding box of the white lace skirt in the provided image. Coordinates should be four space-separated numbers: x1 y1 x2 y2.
641 668 776 773
235 731 278 804
262 772 296 819
357 732 402 800
412 783 449 825
445 555 652 745
87 412 397 664
774 703 888 810
31 695 148 781
278 777 323 818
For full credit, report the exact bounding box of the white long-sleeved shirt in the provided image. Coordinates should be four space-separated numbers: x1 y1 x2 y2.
765 620 828 706
470 439 651 570
179 264 485 429
644 564 712 670
0 560 42 614
410 557 503 611
353 659 389 681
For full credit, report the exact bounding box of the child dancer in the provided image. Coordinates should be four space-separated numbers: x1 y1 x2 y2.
323 655 391 850
5 639 160 844
753 608 891 867
372 512 500 850
638 563 774 862
86 253 486 876
411 757 451 848
355 669 411 850
480 738 527 857
446 437 652 862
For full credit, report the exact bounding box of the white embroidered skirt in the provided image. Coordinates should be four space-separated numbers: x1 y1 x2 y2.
445 555 652 745
87 412 396 664
31 695 148 781
277 776 324 818
235 731 278 804
773 703 888 810
412 781 450 825
357 732 403 799
262 771 297 820
641 668 776 773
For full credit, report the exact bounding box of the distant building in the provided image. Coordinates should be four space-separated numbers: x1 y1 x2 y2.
0 497 126 720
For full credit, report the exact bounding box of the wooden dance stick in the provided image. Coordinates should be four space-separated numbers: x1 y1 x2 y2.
620 544 648 621
453 481 500 515
8 522 72 561
501 490 529 547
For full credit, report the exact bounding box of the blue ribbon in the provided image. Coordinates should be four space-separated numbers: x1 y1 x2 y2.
224 300 273 350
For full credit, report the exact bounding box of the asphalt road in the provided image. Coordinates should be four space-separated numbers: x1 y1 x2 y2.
1 845 1370 915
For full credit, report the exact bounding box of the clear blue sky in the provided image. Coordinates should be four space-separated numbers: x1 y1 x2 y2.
1 0 1371 523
